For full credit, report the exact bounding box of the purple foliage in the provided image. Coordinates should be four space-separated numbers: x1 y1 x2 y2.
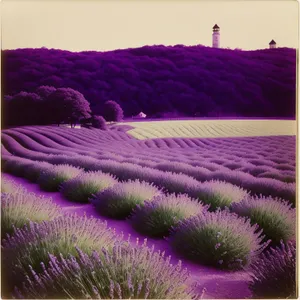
248 241 296 298
2 46 296 119
35 85 56 99
130 193 208 237
2 214 117 293
6 91 43 126
231 195 296 245
101 100 124 122
91 179 161 219
47 87 92 126
14 242 196 299
91 115 107 130
1 191 61 236
169 209 270 270
1 127 296 204
188 180 249 211
60 171 117 203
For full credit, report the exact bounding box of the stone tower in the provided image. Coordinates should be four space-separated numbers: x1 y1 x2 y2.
269 39 276 49
212 24 220 48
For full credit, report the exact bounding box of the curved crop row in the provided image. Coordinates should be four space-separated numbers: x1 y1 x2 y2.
13 241 197 300
2 214 118 295
248 240 296 298
2 201 197 299
2 156 296 276
2 129 295 204
2 126 295 176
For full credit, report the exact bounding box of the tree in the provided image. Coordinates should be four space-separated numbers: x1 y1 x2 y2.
9 92 43 126
92 115 107 130
35 86 56 99
47 88 91 126
2 95 13 128
35 86 57 124
102 100 124 122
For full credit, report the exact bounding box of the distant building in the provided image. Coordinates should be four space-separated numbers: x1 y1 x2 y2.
212 24 220 48
133 112 147 119
269 39 276 49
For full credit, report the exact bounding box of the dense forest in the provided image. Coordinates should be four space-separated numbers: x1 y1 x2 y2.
2 45 296 119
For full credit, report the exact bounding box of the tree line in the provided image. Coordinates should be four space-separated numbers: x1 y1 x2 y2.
2 45 296 120
2 86 124 129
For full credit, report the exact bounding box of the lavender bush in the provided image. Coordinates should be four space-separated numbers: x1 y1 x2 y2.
189 180 249 211
130 193 208 237
169 209 270 270
248 241 296 298
91 180 161 219
1 192 61 236
231 196 295 246
2 157 34 177
60 171 117 203
1 177 27 194
157 172 200 194
23 161 54 182
14 240 196 299
92 115 107 130
2 214 117 293
38 164 82 191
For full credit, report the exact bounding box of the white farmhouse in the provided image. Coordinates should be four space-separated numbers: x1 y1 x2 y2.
134 112 147 119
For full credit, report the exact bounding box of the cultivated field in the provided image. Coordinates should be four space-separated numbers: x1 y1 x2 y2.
120 119 297 139
1 120 296 299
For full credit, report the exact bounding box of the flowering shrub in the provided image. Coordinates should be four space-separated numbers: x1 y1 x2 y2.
23 161 53 182
155 162 211 182
2 157 34 177
2 214 117 292
38 164 82 191
157 172 200 194
1 192 61 236
91 180 160 219
60 171 117 203
130 193 208 237
169 209 270 270
14 240 196 299
245 178 296 206
231 196 295 246
189 180 248 211
248 241 296 298
92 115 107 130
1 177 26 194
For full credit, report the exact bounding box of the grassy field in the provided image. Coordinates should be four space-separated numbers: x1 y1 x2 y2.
120 120 297 140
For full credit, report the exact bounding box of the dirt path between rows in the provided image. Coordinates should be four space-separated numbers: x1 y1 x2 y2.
2 173 252 299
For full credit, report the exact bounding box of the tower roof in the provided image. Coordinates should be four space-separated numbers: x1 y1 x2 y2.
269 39 276 45
213 24 220 29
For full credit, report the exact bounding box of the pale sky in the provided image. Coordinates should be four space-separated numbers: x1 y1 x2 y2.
1 0 299 51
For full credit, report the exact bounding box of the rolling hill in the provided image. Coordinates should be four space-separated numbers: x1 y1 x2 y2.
2 45 296 118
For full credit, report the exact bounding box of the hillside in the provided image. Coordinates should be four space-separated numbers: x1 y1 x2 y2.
2 45 296 118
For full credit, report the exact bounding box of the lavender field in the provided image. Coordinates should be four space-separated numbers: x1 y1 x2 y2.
1 121 296 299
1 0 298 297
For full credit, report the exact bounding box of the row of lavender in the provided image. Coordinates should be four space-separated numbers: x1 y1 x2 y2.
1 179 198 299
1 128 296 204
2 154 295 250
1 160 296 298
4 126 296 183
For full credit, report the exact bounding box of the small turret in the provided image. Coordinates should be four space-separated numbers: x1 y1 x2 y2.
212 24 220 48
269 39 276 49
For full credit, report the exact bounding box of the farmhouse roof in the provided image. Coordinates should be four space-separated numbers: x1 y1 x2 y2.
269 39 276 45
